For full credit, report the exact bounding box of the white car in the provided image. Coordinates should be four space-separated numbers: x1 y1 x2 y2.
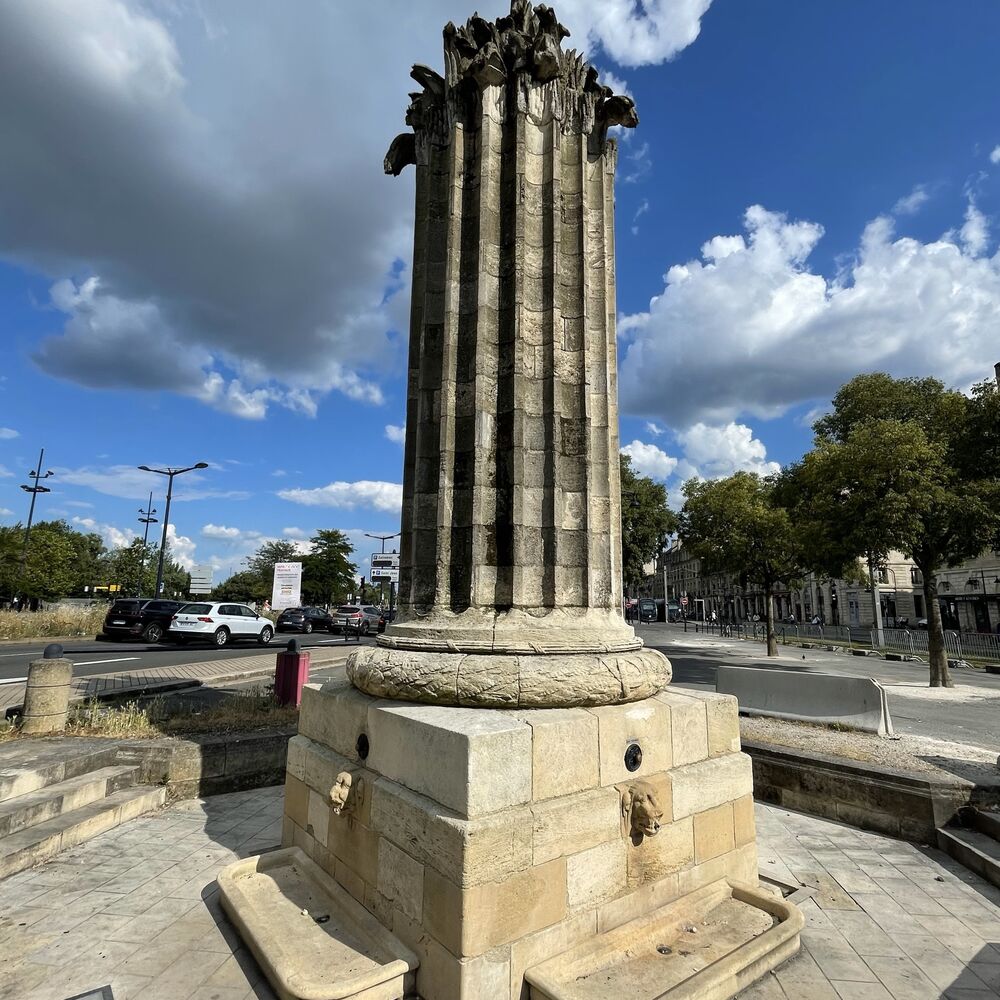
168 602 274 648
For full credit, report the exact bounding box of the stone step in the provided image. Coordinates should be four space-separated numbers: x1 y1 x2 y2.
0 784 166 880
0 765 140 838
937 826 1000 891
0 745 120 804
970 808 1000 841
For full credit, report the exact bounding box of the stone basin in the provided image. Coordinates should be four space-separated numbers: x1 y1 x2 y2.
217 847 418 1000
525 880 803 1000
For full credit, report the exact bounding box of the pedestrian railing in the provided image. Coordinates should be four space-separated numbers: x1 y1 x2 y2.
872 628 968 659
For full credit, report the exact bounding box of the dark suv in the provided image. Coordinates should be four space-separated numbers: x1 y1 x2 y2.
276 606 335 634
101 598 186 643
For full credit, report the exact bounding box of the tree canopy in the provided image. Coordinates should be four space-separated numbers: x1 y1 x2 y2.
619 454 677 596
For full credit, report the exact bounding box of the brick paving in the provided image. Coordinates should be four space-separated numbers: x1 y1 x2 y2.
0 789 997 1000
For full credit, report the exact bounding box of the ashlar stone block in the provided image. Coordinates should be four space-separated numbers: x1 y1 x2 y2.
625 815 694 890
653 690 709 766
423 857 567 957
515 708 599 801
671 752 753 821
587 698 671 786
566 839 627 910
693 802 735 863
298 679 376 762
532 786 620 865
377 838 424 923
667 688 741 757
367 703 532 818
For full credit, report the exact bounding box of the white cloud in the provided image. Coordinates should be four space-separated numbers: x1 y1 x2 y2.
202 523 242 539
271 469 288 478
278 480 403 513
71 515 137 550
282 527 310 540
893 185 929 216
677 422 780 478
631 199 650 236
0 507 14 516
1 1 710 421
0 465 13 478
0 427 18 439
619 201 1000 427
990 146 1000 165
384 424 406 445
167 523 196 569
620 142 651 184
645 421 665 436
620 440 678 480
56 463 250 501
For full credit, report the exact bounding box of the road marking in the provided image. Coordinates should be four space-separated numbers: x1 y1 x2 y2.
0 651 42 657
0 676 27 685
73 657 142 667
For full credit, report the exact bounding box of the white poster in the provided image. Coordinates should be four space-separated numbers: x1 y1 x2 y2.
271 561 303 610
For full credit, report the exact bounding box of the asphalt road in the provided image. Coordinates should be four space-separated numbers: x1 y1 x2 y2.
0 633 377 685
637 623 1000 752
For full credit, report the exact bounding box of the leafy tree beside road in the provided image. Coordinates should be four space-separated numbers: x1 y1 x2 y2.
620 455 676 597
679 472 805 656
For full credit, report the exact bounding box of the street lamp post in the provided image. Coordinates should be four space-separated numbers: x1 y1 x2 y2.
365 531 401 615
136 492 158 596
137 463 208 598
17 448 54 607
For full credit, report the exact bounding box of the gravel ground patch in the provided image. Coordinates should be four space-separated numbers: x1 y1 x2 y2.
741 714 1000 784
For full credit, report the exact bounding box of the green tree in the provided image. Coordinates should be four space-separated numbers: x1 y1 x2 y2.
302 530 357 606
679 472 805 656
620 454 677 597
246 540 300 582
17 521 80 602
802 373 1000 687
211 569 264 603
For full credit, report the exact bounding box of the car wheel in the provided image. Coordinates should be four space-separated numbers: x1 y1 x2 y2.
304 622 313 634
143 623 164 644
213 627 230 648
258 626 273 646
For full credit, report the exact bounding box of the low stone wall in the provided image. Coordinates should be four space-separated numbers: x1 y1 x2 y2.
115 727 294 801
744 739 1000 844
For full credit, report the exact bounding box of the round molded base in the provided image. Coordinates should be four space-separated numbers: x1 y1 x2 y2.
346 644 672 707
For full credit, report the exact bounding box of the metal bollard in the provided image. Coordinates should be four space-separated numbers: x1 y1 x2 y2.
274 638 310 707
21 643 74 735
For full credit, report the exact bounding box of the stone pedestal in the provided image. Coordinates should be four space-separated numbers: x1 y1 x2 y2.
282 679 758 1000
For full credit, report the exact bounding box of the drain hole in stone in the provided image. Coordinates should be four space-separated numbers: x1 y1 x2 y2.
656 945 672 956
314 914 330 924
624 742 642 772
356 733 370 760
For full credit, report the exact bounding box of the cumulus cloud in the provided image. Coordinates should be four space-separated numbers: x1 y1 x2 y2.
0 507 14 516
71 514 137 549
677 422 781 478
167 523 197 569
202 523 242 539
1 0 710 421
278 480 403 513
384 424 406 445
619 201 1000 427
621 440 678 480
645 421 665 436
0 465 13 478
0 428 18 440
991 146 1000 165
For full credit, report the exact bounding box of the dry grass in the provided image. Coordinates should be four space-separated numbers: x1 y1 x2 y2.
1 685 298 742
0 605 107 641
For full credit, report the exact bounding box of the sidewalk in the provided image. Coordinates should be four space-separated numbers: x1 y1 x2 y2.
0 787 996 1000
0 647 354 717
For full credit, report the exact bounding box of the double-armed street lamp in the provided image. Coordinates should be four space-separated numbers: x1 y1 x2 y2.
136 492 158 596
137 463 208 597
16 448 54 605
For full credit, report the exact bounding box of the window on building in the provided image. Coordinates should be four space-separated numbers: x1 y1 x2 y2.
913 595 924 618
910 568 922 585
877 568 889 584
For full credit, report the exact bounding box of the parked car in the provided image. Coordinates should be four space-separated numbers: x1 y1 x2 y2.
101 598 185 643
276 606 335 634
331 605 385 635
167 602 274 647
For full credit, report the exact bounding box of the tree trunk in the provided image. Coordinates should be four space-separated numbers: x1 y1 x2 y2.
921 568 953 688
765 587 778 657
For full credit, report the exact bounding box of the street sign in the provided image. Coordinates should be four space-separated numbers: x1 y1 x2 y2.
370 551 400 584
271 562 303 610
189 565 214 595
680 596 689 607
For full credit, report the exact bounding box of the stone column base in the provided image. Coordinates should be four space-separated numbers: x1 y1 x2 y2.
347 645 671 707
280 679 760 1000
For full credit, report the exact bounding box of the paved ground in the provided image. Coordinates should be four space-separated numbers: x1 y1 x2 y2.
0 643 361 717
0 787 997 999
639 624 1000 752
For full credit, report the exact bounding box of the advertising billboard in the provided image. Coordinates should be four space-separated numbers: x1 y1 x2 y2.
271 561 303 610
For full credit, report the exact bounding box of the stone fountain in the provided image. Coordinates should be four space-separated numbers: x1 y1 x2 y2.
218 4 802 998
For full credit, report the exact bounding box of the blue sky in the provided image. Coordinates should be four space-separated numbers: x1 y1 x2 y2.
1 0 999 583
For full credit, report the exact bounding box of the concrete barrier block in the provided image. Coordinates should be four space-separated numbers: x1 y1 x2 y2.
716 665 894 736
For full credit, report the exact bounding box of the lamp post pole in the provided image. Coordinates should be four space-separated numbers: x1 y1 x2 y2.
137 463 208 597
16 448 54 607
136 492 158 596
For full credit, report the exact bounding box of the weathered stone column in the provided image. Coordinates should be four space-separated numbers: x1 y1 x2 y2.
349 0 670 707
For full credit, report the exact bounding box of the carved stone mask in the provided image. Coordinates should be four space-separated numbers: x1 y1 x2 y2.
329 771 353 815
622 780 663 841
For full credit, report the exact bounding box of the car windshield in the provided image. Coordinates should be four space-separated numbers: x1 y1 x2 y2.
280 608 303 614
178 603 212 615
338 606 360 614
